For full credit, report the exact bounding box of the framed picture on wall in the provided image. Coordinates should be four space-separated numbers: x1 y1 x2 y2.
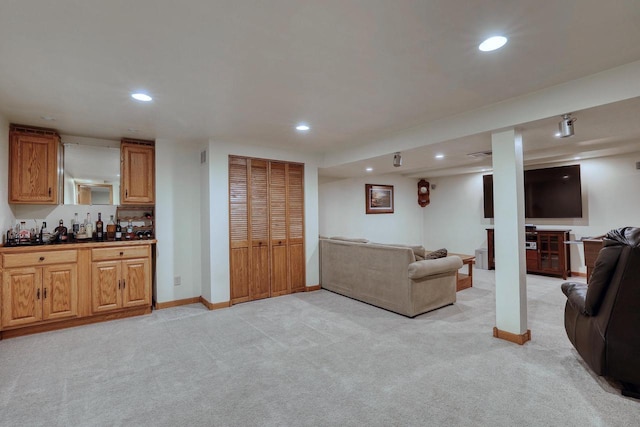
365 184 394 214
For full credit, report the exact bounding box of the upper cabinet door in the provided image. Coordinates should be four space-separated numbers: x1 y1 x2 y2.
120 140 155 205
9 126 60 204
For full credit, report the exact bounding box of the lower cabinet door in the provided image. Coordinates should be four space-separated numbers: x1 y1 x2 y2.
121 258 150 308
92 261 122 313
42 264 78 321
2 267 42 327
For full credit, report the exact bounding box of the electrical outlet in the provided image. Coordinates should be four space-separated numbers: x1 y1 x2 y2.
174 276 181 286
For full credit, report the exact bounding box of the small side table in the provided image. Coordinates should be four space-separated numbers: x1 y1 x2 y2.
448 253 475 291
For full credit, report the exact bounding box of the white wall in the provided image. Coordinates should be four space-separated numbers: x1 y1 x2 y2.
422 173 492 253
0 115 14 233
422 150 640 273
11 204 118 234
155 139 203 303
319 174 424 245
205 140 321 304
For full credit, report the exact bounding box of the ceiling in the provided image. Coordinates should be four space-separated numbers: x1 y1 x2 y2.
1 1 640 178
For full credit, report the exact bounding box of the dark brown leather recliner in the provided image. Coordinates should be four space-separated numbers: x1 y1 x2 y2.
561 227 640 398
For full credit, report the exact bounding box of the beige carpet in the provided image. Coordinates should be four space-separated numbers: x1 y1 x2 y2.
1 269 638 426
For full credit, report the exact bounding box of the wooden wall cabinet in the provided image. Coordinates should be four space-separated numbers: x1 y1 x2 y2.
487 228 571 279
229 156 305 305
91 246 151 313
120 139 155 205
1 250 78 328
8 124 61 204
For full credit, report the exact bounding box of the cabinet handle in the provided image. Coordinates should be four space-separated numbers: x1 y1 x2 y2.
120 252 124 256
37 288 40 300
43 288 47 299
125 189 128 198
39 256 45 261
122 280 126 289
48 187 51 197
118 280 121 289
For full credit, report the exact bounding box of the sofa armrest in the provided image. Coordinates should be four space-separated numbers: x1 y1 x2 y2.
407 256 463 280
561 282 588 315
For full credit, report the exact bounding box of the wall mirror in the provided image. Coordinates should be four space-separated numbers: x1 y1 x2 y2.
62 136 120 205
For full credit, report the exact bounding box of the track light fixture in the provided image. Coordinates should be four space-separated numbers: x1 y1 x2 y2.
558 114 576 138
393 152 402 167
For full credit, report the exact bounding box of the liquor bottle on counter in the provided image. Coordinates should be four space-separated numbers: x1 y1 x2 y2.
126 219 134 240
106 215 116 240
73 212 80 239
85 213 93 239
115 219 122 241
40 221 50 243
55 220 68 242
96 212 104 241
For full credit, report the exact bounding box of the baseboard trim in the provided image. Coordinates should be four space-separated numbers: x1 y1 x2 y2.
0 306 152 340
570 271 587 278
306 285 322 292
155 297 201 310
493 327 531 345
200 296 231 311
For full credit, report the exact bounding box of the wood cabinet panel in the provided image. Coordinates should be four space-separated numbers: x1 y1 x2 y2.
9 125 60 204
230 247 250 302
3 249 77 268
120 140 155 205
92 261 122 313
122 258 150 308
271 243 289 296
92 246 149 262
42 264 78 321
269 162 287 241
289 243 306 292
229 157 249 303
251 245 270 300
2 267 42 327
525 249 539 271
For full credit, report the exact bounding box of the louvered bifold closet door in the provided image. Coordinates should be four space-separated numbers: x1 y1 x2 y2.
229 156 250 304
269 162 289 296
250 160 270 300
287 163 306 292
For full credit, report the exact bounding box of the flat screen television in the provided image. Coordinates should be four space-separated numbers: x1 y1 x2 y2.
483 164 582 219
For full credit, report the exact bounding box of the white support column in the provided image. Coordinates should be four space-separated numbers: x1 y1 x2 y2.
491 129 530 344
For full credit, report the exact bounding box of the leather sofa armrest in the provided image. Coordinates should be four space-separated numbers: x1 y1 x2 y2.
408 256 463 280
561 282 588 315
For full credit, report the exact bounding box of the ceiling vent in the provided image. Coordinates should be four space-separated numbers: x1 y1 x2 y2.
467 151 492 160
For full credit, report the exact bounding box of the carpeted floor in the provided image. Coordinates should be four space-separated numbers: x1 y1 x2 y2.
0 269 638 426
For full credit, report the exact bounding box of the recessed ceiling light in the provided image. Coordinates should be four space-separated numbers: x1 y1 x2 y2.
365 167 373 172
40 115 56 121
127 128 139 133
131 93 152 102
574 156 581 160
479 36 508 52
296 124 310 131
435 154 444 159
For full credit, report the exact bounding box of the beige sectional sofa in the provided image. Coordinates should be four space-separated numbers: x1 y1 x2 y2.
320 237 463 317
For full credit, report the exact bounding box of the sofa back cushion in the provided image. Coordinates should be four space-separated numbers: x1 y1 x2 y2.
425 248 448 260
585 243 622 316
